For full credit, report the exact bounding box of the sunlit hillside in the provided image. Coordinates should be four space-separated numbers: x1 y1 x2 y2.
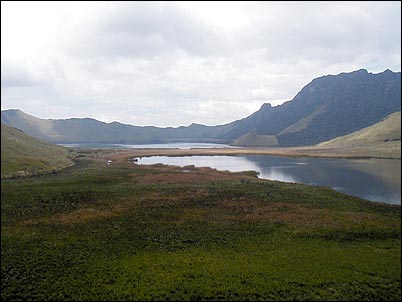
318 111 401 148
1 122 74 178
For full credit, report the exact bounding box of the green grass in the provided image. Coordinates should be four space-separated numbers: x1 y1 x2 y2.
318 111 401 148
1 158 400 301
1 122 74 178
232 132 278 147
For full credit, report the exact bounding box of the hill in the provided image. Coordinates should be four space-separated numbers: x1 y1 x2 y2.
1 122 74 178
223 69 401 146
0 109 229 144
2 69 400 146
318 111 401 148
232 131 278 147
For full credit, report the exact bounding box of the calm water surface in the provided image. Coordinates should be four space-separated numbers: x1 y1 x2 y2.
60 142 237 149
138 155 401 205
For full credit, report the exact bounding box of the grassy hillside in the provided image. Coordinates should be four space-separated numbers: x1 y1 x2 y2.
232 132 278 147
318 111 401 148
1 152 400 301
1 122 74 178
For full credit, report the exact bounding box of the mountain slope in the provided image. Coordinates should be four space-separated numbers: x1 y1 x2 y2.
2 69 400 146
318 111 401 148
1 122 74 178
232 132 278 147
223 69 401 146
1 109 229 144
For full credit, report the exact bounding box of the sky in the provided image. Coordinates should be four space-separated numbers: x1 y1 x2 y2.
1 1 401 127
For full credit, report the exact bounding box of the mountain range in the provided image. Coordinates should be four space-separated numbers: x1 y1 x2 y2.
1 69 401 146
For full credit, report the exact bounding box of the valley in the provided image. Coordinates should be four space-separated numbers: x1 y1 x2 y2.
2 150 401 301
2 2 401 300
2 69 400 147
2 68 401 301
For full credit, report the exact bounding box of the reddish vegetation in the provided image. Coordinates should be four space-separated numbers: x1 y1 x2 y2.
23 150 400 232
24 208 119 225
136 169 241 184
244 203 400 231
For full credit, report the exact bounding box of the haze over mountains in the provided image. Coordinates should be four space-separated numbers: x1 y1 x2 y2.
2 69 401 147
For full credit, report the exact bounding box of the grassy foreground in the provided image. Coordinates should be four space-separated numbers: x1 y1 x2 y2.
1 154 401 301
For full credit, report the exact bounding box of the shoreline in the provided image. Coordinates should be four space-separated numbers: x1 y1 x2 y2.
101 147 401 206
100 145 401 163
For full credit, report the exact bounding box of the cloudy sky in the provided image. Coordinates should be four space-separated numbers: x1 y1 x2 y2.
1 1 401 127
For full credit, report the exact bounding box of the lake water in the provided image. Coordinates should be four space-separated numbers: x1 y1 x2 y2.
138 155 401 205
60 142 238 149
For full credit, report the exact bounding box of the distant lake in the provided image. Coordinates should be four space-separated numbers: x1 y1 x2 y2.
138 155 401 205
60 142 238 149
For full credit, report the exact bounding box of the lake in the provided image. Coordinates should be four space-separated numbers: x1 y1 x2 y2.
60 142 238 149
138 155 401 205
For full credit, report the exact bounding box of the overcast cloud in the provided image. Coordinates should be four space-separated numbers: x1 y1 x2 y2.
1 1 401 127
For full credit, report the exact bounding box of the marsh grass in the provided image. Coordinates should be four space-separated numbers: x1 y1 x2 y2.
1 157 400 300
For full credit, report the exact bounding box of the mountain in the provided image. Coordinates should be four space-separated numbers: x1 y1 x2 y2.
222 69 401 146
2 69 401 146
1 122 74 178
318 111 401 148
0 109 229 144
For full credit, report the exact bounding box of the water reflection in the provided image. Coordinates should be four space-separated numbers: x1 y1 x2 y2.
245 156 401 205
139 155 401 205
139 156 261 173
